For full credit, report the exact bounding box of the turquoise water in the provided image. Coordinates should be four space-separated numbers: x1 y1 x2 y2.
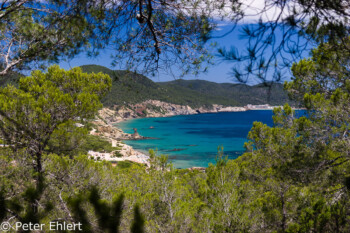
116 111 294 168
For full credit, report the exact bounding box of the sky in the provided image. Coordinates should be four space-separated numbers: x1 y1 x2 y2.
59 23 254 83
59 22 311 84
59 0 313 84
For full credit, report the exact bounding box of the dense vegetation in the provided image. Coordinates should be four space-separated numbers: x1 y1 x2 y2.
2 65 292 108
0 40 350 232
80 65 293 108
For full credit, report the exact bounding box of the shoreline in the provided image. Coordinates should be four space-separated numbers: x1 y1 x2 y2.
93 102 303 168
111 106 304 125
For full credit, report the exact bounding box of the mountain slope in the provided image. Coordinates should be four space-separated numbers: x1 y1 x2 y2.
82 65 293 107
159 79 291 106
0 65 293 108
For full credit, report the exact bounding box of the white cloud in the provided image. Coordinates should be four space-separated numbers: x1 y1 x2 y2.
203 0 348 26
238 0 301 24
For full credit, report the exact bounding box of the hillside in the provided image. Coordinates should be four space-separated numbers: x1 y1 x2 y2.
0 65 293 107
159 79 291 107
80 65 293 107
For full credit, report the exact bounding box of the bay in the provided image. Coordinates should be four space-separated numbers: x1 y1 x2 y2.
116 110 302 168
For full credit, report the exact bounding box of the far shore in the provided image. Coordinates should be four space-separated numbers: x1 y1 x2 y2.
111 105 304 124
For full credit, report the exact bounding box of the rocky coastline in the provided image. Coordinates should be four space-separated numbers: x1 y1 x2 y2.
98 100 251 124
88 117 151 166
90 100 285 167
98 100 288 124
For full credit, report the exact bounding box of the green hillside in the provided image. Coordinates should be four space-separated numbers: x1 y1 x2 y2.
0 65 292 107
80 65 293 107
159 79 291 106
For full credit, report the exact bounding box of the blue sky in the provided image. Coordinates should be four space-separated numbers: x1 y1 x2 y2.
59 22 311 84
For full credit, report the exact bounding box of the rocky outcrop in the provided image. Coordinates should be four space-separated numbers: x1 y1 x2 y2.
89 119 150 166
88 146 150 167
98 108 124 123
132 128 140 138
90 118 145 140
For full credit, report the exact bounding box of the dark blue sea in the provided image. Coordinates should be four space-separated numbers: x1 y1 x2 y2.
117 110 303 168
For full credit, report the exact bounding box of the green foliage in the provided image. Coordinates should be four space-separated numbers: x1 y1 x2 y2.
215 146 228 167
0 65 111 154
47 121 89 156
116 161 139 169
239 39 350 232
0 65 111 223
2 39 350 232
112 150 123 158
79 135 114 153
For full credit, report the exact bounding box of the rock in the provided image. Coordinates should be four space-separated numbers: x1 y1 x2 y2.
188 167 206 171
132 128 141 139
98 99 250 125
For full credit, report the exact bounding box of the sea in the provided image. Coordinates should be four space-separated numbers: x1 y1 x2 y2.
116 110 303 168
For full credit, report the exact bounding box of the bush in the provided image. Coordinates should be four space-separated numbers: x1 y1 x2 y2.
113 151 123 158
80 135 114 153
